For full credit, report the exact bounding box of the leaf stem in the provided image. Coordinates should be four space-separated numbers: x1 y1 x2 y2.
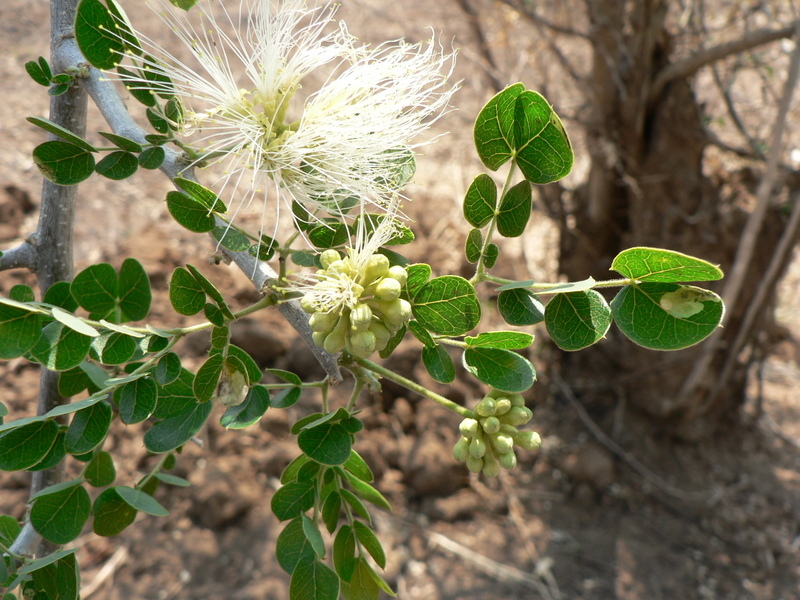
354 357 474 418
470 162 517 286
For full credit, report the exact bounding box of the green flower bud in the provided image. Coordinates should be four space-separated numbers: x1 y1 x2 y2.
497 450 517 470
350 303 373 331
499 423 518 435
347 329 377 358
453 436 471 462
509 393 525 407
323 316 348 353
469 434 487 458
300 296 317 314
481 452 500 478
320 249 341 269
378 298 412 327
475 396 497 417
312 330 328 347
459 418 479 437
495 398 512 416
369 321 392 350
363 254 390 283
480 416 500 434
513 430 542 451
309 311 338 333
466 456 484 473
490 433 514 455
387 265 408 286
503 406 533 426
375 277 402 301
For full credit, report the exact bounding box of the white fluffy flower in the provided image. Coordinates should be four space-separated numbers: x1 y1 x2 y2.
119 0 456 222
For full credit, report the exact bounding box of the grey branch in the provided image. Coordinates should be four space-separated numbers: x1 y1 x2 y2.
649 23 797 104
0 241 37 272
59 38 341 382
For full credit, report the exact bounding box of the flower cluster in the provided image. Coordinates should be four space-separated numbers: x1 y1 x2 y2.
119 0 456 221
453 390 541 477
300 249 411 358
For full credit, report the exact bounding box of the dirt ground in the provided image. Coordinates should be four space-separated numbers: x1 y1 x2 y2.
2 1 800 599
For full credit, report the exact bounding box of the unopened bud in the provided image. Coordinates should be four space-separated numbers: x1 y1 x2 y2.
497 450 517 470
387 265 408 286
375 277 402 301
453 436 470 462
309 311 338 333
503 406 533 426
509 393 525 407
480 416 500 434
495 399 512 416
379 299 412 327
469 434 487 458
513 430 542 451
475 396 497 417
368 322 392 350
319 249 341 269
466 456 484 473
481 452 500 478
347 329 376 358
363 254 390 283
350 303 373 331
323 317 348 353
459 418 479 437
490 433 514 455
300 296 317 314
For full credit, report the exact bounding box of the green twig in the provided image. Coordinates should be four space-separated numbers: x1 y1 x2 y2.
354 357 474 418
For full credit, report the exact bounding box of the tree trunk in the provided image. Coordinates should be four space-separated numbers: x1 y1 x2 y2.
555 0 789 438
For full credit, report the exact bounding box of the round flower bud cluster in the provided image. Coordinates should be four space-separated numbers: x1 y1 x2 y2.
300 249 411 358
452 390 541 477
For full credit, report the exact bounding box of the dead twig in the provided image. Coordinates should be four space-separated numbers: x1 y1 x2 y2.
81 546 129 599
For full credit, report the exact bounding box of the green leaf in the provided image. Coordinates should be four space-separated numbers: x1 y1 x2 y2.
248 235 278 261
116 258 151 322
95 151 138 180
155 352 182 385
498 276 597 294
59 363 105 397
30 481 91 544
84 450 116 487
169 267 206 315
298 422 352 466
166 191 216 233
497 288 545 326
267 370 302 409
352 521 386 569
138 145 166 169
342 557 390 600
142 56 175 99
75 0 126 69
169 0 201 9
271 480 315 521
30 322 93 371
344 450 374 483
0 419 58 470
220 385 270 429
321 490 342 534
281 454 310 484
485 245 500 272
301 514 326 559
474 83 525 171
9 284 35 303
496 180 531 238
99 131 143 152
89 331 136 364
212 225 251 252
408 320 435 348
173 177 227 212
92 488 137 536
545 290 612 351
185 265 233 318
289 558 340 600
343 471 391 512
27 117 96 152
611 283 724 350
116 486 169 516
30 550 80 600
194 354 224 402
412 276 480 336
143 400 213 453
378 324 406 359
64 400 112 455
27 430 67 472
340 489 371 523
611 247 724 283
513 90 573 184
147 108 170 134
277 517 317 574
465 331 534 349
51 306 100 337
118 65 157 106
309 222 350 248
0 515 21 546
71 263 118 316
422 344 456 383
155 473 190 487
465 228 482 263
0 302 42 359
32 141 96 186
25 60 51 86
405 264 432 300
334 525 357 582
43 280 79 312
117 376 158 424
462 347 536 392
463 174 497 228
